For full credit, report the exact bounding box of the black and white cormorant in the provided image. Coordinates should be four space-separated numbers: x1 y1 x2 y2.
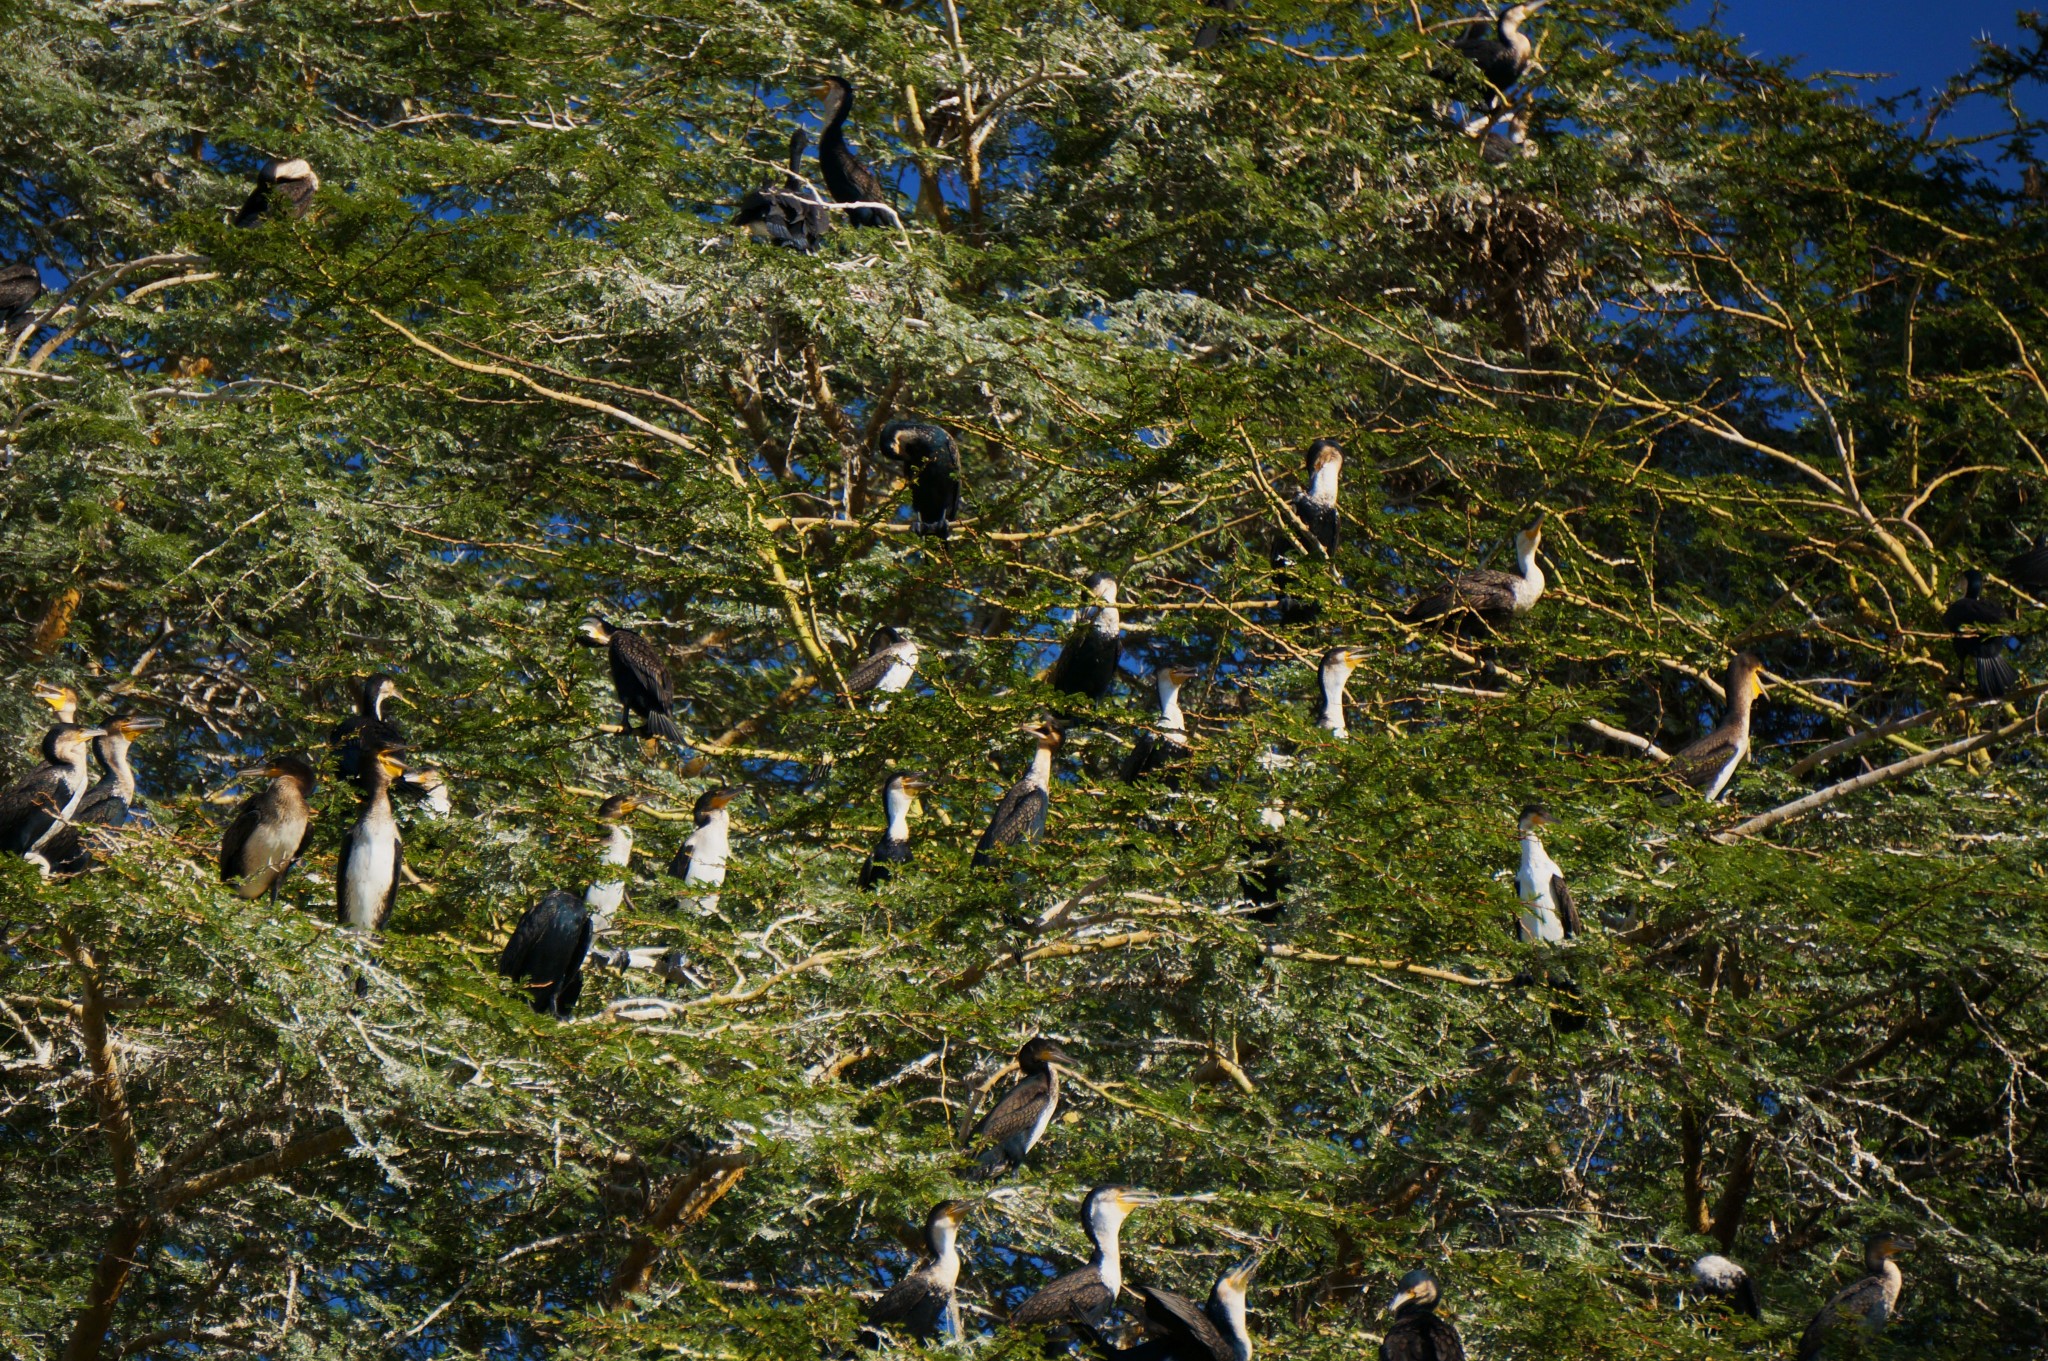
1008 1186 1160 1335
585 794 637 932
219 753 318 901
1449 3 1544 95
330 674 410 780
668 785 743 898
0 724 105 857
234 157 319 228
859 1200 974 1347
968 1034 1072 1179
816 76 893 227
394 766 451 818
2005 533 2048 591
1046 574 1123 701
498 889 593 1020
845 626 920 701
1102 1258 1259 1360
1314 646 1366 740
1281 439 1343 559
337 747 405 933
1403 512 1546 630
972 723 1062 868
1691 1250 1762 1320
879 420 962 538
576 615 683 741
859 772 929 890
1380 1268 1466 1361
1238 803 1290 924
1 261 43 333
37 716 166 874
1514 804 1577 943
31 680 78 723
1943 570 2018 699
1668 653 1765 802
1796 1233 1913 1361
1121 665 1199 783
734 128 830 252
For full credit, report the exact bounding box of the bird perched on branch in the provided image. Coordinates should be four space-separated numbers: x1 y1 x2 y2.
815 76 893 228
330 674 411 780
219 754 317 902
1943 569 2019 699
1668 653 1765 802
668 785 743 905
1314 646 1366 740
585 794 637 932
879 420 962 538
1690 1250 1762 1320
860 771 929 890
967 1035 1071 1179
1098 1258 1260 1360
845 626 920 702
0 724 105 858
733 128 830 252
1797 1232 1913 1361
498 889 593 1020
2004 533 2048 592
1273 439 1344 621
1009 1186 1160 1335
1402 512 1546 631
1046 574 1124 702
859 1200 974 1347
1121 665 1198 783
1513 804 1577 943
0 261 43 334
1446 3 1545 97
234 157 319 227
973 723 1062 868
337 747 406 933
37 716 165 874
1380 1268 1465 1361
577 615 683 741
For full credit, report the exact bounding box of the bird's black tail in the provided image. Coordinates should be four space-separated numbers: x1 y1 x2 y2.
1733 1272 1762 1320
1977 649 2019 699
964 1149 1013 1182
915 516 952 540
645 712 683 742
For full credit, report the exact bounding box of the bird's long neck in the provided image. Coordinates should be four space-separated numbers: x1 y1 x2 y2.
1515 536 1542 583
1519 830 1545 864
366 690 386 721
926 1218 962 1290
1308 461 1340 506
1317 669 1350 737
884 786 913 840
1210 1291 1252 1361
1092 603 1120 637
1085 1210 1126 1298
601 824 633 869
822 86 853 140
1156 678 1186 732
1724 680 1756 731
97 738 136 801
1501 9 1529 48
1028 742 1055 788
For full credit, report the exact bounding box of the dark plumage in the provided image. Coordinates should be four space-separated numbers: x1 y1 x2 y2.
0 724 104 856
1667 653 1766 802
1097 1260 1257 1361
1045 573 1123 701
234 157 319 228
816 76 893 228
859 1201 973 1348
880 420 961 538
1121 666 1197 784
1449 3 1543 94
859 772 929 890
1009 1187 1158 1334
973 723 1061 868
498 889 594 1019
844 626 920 698
219 754 318 901
968 1035 1071 1179
1380 1269 1465 1361
1943 569 2019 699
1402 513 1546 630
1797 1233 1912 1361
1274 439 1343 565
337 748 405 932
733 128 830 252
330 674 410 780
0 261 44 333
2005 533 2048 591
38 717 165 874
577 615 683 741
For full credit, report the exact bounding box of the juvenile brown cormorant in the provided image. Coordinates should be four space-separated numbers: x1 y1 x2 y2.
1691 1251 1762 1320
498 888 593 1019
576 615 683 741
330 674 410 780
1450 3 1544 94
234 157 319 227
337 748 405 932
1796 1233 1913 1361
668 785 743 893
1514 805 1577 943
860 1200 974 1347
38 716 165 874
0 724 105 856
816 76 893 227
1046 574 1123 701
879 420 962 538
1942 570 2018 699
1403 512 1546 629
1009 1186 1159 1334
1 262 43 333
31 681 78 724
860 772 929 890
1099 1258 1259 1360
1314 646 1366 739
734 128 830 252
1668 653 1765 802
2005 533 2048 591
973 723 1062 867
1380 1268 1465 1361
219 754 317 901
968 1035 1072 1179
394 766 450 818
585 794 637 932
1121 666 1198 782
845 626 920 700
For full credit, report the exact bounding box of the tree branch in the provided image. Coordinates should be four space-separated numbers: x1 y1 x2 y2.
607 1153 750 1307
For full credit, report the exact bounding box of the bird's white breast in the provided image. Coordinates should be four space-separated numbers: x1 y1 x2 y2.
343 831 396 931
684 822 729 885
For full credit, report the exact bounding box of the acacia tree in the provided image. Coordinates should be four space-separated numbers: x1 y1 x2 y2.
3 0 2046 1356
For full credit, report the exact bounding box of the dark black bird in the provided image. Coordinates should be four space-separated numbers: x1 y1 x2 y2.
0 261 44 333
733 128 830 253
2004 534 2048 591
219 754 318 902
234 157 320 228
845 626 920 700
1096 1258 1259 1360
1238 803 1290 924
1279 438 1343 560
859 1200 973 1347
859 771 930 890
968 1035 1072 1179
1380 1268 1465 1361
1943 569 2019 699
815 76 893 227
1121 666 1197 783
879 420 962 537
330 674 411 780
1045 573 1123 701
337 747 405 933
1691 1252 1762 1320
0 724 105 857
1449 3 1544 95
38 716 166 874
1010 1187 1160 1336
576 615 683 741
498 889 594 1019
973 723 1062 868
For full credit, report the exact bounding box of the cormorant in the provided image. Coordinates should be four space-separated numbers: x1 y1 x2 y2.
1284 439 1343 558
968 1035 1072 1179
32 680 78 723
734 128 830 252
1101 1258 1259 1360
1314 646 1366 739
37 716 166 874
859 771 929 890
0 262 43 334
394 766 451 818
1046 574 1123 702
586 794 637 932
2004 533 2048 591
576 615 683 741
845 626 920 700
1238 804 1289 924
219 754 317 901
815 76 893 227
859 1200 974 1347
1450 3 1544 95
1380 1268 1465 1361
973 723 1062 868
1942 570 2018 699
1668 653 1766 802
1691 1251 1762 1320
234 157 319 228
879 420 962 538
0 724 105 856
330 674 410 780
337 748 405 932
498 889 593 1019
1121 666 1198 783
1403 512 1546 630
668 785 743 897
1008 1187 1160 1335
1796 1233 1913 1361
1514 804 1577 943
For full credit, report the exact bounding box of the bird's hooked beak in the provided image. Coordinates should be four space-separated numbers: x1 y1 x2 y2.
1115 1189 1162 1211
708 786 745 809
387 688 415 709
113 717 166 735
1386 1287 1416 1315
1222 1256 1260 1292
73 727 108 742
34 683 74 712
1163 666 1202 686
376 752 407 779
899 773 932 795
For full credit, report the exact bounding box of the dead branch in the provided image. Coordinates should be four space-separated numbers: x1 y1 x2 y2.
607 1153 750 1307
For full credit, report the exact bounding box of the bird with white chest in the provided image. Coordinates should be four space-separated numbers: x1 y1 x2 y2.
1514 803 1578 944
668 785 743 911
585 794 637 933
